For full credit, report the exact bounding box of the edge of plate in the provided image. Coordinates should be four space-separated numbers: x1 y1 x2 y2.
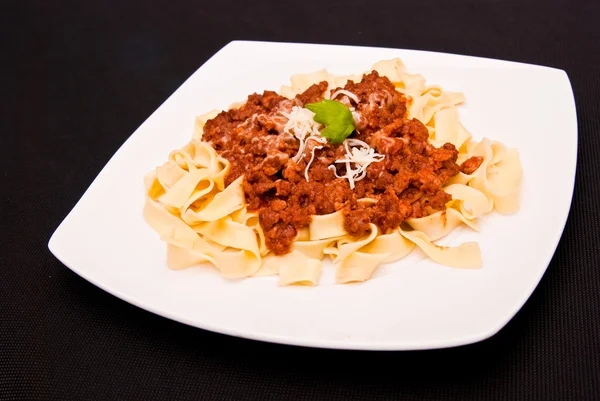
226 40 570 73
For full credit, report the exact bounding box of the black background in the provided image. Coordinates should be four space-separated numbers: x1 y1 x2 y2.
3 1 600 400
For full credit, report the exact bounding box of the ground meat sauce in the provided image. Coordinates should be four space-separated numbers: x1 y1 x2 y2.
202 71 483 255
459 156 484 175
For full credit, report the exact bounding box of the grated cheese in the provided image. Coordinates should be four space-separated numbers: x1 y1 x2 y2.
350 110 362 127
330 89 360 104
304 141 324 182
280 106 326 163
328 138 385 189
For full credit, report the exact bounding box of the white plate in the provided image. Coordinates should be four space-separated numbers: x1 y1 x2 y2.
49 41 577 350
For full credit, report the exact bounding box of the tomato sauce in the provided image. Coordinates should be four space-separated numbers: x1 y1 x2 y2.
202 72 482 255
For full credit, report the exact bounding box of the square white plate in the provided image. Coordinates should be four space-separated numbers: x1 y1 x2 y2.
49 41 577 350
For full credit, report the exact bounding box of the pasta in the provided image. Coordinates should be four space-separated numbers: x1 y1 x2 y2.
143 59 522 285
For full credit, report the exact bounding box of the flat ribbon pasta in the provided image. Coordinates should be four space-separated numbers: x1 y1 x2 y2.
310 211 348 240
193 109 220 140
406 209 479 241
336 230 415 283
443 184 493 220
181 176 245 224
144 141 261 278
449 138 523 214
399 228 482 269
336 252 389 284
326 223 379 263
253 251 322 285
277 250 323 286
193 218 262 277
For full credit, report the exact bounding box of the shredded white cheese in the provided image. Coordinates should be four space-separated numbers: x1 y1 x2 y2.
350 110 362 126
330 89 360 104
328 138 385 189
305 141 324 182
280 106 327 164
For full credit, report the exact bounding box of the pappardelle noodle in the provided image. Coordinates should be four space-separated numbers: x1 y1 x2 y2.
143 59 522 285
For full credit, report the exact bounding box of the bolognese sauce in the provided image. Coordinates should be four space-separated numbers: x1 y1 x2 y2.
202 71 483 255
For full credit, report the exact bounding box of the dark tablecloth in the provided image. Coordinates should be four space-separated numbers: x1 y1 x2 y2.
3 1 599 399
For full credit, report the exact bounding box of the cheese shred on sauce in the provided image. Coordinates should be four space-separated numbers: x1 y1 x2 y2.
280 106 326 163
330 89 360 104
329 139 385 189
305 141 324 182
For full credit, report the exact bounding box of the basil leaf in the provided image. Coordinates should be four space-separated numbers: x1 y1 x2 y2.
305 99 356 144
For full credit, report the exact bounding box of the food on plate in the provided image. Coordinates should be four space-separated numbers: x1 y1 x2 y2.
143 59 522 285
